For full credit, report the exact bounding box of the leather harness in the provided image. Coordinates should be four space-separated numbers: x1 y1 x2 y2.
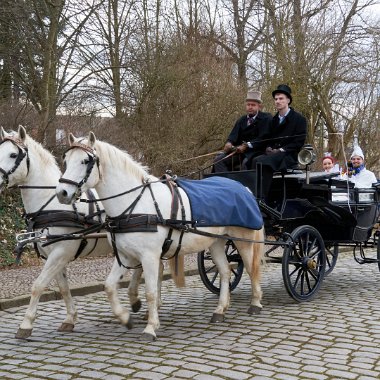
105 174 187 269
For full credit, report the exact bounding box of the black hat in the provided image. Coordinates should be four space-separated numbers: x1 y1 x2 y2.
272 84 292 104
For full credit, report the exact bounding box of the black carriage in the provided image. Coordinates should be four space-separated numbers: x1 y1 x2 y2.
197 152 380 302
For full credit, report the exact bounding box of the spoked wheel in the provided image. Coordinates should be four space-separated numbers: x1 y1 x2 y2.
282 225 326 302
197 240 244 295
325 244 338 275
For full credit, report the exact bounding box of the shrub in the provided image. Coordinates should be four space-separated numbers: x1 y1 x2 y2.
0 191 25 267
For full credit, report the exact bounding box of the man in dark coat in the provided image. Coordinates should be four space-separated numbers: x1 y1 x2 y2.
213 90 272 172
250 84 307 199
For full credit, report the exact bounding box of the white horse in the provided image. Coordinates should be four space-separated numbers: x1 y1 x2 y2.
0 126 146 339
56 132 265 341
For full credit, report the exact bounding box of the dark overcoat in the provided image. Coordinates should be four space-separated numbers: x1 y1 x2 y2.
253 108 307 171
227 111 272 147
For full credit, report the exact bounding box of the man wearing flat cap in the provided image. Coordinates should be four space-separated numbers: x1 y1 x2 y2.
213 90 272 172
250 84 307 200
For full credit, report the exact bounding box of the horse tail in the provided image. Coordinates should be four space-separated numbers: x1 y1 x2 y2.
251 226 265 280
168 255 185 288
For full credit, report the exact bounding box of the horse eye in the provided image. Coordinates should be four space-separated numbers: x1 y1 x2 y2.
10 153 17 158
82 159 89 165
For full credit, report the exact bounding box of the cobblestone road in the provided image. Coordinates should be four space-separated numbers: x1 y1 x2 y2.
1 252 380 380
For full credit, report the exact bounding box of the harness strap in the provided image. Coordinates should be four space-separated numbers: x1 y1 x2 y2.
106 185 149 269
160 174 180 256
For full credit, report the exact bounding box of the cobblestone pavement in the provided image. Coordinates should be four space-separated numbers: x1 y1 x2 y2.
1 251 380 380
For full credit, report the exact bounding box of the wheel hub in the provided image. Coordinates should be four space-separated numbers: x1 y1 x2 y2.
303 257 317 270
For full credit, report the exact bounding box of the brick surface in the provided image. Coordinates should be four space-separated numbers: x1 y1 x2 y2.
0 252 380 379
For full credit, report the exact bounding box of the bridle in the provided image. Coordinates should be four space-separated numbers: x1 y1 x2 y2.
59 142 100 198
0 136 30 187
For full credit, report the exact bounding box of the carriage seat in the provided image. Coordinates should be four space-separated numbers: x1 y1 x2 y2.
273 165 303 176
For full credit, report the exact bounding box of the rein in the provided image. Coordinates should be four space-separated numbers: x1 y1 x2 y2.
178 133 308 178
58 141 270 269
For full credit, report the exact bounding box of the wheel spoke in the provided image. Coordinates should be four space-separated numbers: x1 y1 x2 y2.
326 253 332 267
289 265 300 277
304 233 310 255
305 271 313 293
307 237 318 256
309 247 322 261
210 270 219 285
292 268 303 289
308 268 319 281
300 272 305 295
205 264 217 274
298 238 304 257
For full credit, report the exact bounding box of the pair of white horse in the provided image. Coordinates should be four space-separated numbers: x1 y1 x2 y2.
0 126 264 341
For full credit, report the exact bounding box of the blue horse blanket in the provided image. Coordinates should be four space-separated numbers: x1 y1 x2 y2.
176 176 263 230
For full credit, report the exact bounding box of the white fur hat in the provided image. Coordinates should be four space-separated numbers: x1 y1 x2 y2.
350 144 364 160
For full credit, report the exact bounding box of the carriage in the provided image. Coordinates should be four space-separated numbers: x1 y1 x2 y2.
2 127 379 340
197 148 380 302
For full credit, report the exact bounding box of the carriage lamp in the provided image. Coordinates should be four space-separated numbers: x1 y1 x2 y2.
298 144 316 184
298 144 316 166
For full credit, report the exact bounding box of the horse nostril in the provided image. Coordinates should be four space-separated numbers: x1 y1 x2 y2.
62 190 68 198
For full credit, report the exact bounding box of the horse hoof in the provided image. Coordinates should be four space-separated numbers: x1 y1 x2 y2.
132 300 142 313
210 313 225 323
141 332 156 341
124 315 134 330
248 305 262 315
15 328 32 339
58 323 74 332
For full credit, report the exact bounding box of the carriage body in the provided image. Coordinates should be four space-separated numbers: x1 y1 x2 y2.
199 169 380 301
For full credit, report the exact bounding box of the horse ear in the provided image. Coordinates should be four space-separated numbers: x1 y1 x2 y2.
88 131 96 147
68 133 75 145
18 125 27 142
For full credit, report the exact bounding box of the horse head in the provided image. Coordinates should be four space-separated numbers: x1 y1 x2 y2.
0 125 29 191
57 131 101 204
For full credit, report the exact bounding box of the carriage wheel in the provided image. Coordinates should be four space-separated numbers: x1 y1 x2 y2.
325 244 338 275
197 240 244 295
282 225 326 302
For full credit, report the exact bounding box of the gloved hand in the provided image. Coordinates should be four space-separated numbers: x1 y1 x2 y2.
224 142 234 153
266 147 279 155
236 143 248 154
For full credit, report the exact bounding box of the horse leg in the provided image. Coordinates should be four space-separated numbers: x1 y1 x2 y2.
55 268 77 332
140 255 161 341
158 260 164 309
128 267 143 313
104 260 134 329
237 228 264 315
142 260 163 321
209 240 231 323
16 249 72 339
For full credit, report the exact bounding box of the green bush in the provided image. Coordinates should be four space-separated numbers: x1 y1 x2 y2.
0 191 25 267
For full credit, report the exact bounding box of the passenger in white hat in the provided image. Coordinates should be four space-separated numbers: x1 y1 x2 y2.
345 144 376 188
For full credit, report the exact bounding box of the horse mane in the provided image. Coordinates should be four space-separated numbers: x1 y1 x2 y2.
94 139 150 181
24 135 61 174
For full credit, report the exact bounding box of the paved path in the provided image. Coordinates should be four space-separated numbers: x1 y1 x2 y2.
1 251 380 379
0 255 198 310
